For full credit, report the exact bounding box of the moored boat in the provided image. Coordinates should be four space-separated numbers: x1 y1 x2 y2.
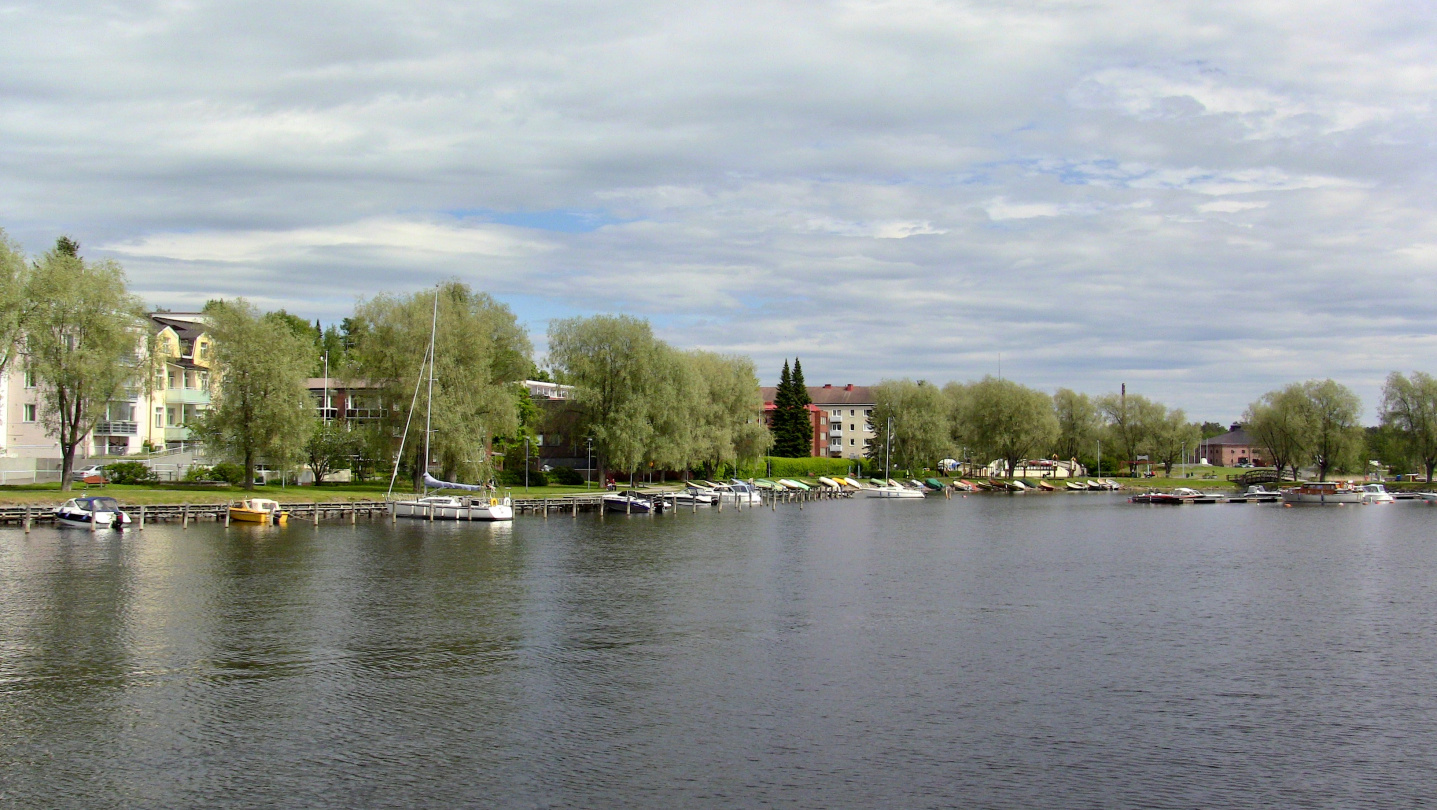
229 498 289 525
1281 481 1363 505
1358 483 1395 504
602 491 657 513
55 496 131 529
395 493 515 521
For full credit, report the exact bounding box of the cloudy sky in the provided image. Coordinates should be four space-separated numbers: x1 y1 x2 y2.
3 0 1434 420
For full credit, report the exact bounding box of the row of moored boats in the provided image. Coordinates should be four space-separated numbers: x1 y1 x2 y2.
1131 481 1432 506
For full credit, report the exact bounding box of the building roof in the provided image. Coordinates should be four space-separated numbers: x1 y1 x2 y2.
759 384 873 406
1205 424 1256 446
150 314 208 342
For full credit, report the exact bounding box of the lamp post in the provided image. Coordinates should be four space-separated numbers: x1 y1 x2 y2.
586 437 593 490
524 436 530 492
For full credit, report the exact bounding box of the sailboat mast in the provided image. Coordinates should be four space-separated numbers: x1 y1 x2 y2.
423 288 439 483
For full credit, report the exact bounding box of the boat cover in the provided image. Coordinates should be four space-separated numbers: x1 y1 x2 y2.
423 473 486 492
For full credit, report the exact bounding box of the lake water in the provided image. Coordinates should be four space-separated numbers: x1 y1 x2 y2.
3 494 1437 808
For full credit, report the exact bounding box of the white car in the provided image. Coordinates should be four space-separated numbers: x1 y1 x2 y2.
69 464 106 482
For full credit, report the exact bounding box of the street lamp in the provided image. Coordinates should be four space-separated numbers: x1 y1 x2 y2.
586 437 593 490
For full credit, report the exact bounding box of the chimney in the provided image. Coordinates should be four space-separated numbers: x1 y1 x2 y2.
845 384 853 391
822 384 832 389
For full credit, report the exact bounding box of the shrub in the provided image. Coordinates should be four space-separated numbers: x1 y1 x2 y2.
497 468 547 487
103 460 157 485
549 466 584 485
185 462 246 484
761 456 867 479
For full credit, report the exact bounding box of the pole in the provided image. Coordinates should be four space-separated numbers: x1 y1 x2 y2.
422 289 438 492
586 438 592 490
524 437 529 492
323 351 329 424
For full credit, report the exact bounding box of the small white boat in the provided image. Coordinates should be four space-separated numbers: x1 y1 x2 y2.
55 496 131 529
866 482 925 499
1358 484 1395 505
1281 481 1363 505
842 477 865 489
394 493 514 521
602 491 656 513
817 476 842 490
725 480 764 504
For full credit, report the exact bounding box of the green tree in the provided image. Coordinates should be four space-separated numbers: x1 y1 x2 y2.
196 299 317 489
957 377 1057 478
304 419 357 484
1149 407 1201 476
1380 371 1437 483
24 238 145 489
1304 379 1362 481
1244 384 1310 480
688 351 771 477
546 314 667 482
0 229 31 376
868 379 950 475
1096 390 1163 475
771 358 814 457
351 282 531 487
1053 388 1099 462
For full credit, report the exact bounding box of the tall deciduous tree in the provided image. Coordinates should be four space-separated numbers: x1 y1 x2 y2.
1148 407 1201 476
197 299 316 489
689 351 771 477
1304 379 1362 482
0 229 31 377
1380 371 1437 483
1244 383 1310 480
547 314 667 482
351 282 531 487
1096 390 1163 474
957 377 1057 478
1053 388 1099 462
304 419 357 485
868 379 950 475
24 238 145 490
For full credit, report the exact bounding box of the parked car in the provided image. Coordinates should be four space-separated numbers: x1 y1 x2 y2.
69 464 107 483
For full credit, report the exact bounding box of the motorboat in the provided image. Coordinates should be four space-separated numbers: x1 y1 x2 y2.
1129 487 1202 505
1037 481 1056 491
866 482 925 499
726 480 765 504
1235 485 1282 503
394 493 514 521
817 476 842 490
229 498 289 525
603 491 657 514
55 496 131 529
1358 483 1395 505
1281 481 1364 505
1418 492 1437 505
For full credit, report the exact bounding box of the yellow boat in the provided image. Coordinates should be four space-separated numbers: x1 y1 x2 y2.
229 498 289 525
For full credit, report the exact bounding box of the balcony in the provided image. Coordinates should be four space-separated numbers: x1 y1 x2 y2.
164 388 210 405
830 424 842 434
163 426 193 441
94 421 138 436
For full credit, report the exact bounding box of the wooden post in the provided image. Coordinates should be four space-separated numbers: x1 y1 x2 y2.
350 504 357 525
224 507 231 527
23 505 30 533
91 510 98 533
391 502 397 523
626 497 631 515
182 504 189 528
137 505 144 530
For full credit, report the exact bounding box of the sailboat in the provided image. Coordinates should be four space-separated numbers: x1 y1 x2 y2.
389 289 514 522
865 416 924 499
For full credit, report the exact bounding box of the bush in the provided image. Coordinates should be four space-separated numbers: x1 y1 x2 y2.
761 456 867 479
498 468 547 487
548 466 584 485
103 460 157 485
184 462 246 484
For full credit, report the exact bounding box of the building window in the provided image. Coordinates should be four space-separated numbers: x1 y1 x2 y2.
849 409 855 416
155 407 164 428
23 403 36 422
23 368 35 388
864 409 872 417
850 438 855 446
849 423 855 432
831 409 841 417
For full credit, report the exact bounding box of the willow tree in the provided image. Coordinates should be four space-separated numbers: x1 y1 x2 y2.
351 282 531 487
0 229 30 376
24 238 145 489
1244 384 1310 480
688 351 771 477
868 378 950 475
958 377 1057 478
1096 390 1164 474
1381 371 1437 483
1303 379 1362 481
547 314 667 483
1148 407 1201 476
197 299 316 489
1053 388 1099 462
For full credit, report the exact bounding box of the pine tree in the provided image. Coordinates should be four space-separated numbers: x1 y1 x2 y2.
772 357 813 457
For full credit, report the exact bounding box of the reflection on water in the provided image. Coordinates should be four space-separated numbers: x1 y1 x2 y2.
3 497 1437 807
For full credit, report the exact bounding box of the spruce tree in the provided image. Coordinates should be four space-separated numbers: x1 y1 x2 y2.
771 357 814 457
790 358 813 454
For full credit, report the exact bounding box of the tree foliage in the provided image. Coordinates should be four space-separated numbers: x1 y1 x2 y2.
1148 407 1201 475
351 282 531 486
24 238 145 489
1380 371 1437 483
195 299 317 489
0 228 31 377
1096 390 1164 474
770 358 814 457
869 379 950 475
1053 387 1099 462
687 350 771 474
1244 383 1310 480
1245 379 1362 481
305 419 357 484
954 377 1057 477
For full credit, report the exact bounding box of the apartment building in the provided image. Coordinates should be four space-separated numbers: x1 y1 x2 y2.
758 383 874 459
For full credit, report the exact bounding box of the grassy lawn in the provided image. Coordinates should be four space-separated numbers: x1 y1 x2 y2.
0 479 632 506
